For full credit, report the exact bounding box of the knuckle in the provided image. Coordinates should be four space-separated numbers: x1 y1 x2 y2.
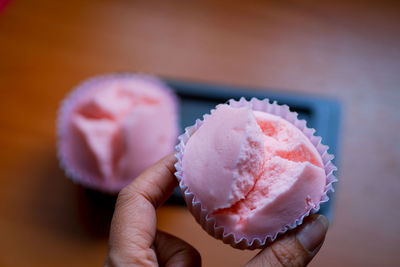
117 185 146 210
117 178 165 209
117 186 134 206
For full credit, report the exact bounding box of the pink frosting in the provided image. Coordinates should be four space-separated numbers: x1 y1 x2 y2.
182 105 326 239
60 77 178 192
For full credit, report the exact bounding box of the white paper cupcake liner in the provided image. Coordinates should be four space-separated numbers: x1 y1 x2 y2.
174 97 337 249
57 73 178 194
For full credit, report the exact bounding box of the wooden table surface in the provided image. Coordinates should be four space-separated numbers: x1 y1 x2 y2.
1 0 399 266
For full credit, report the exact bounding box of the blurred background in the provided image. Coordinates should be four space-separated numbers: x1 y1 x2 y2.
0 0 399 266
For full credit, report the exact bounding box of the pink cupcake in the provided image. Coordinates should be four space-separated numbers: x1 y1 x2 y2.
175 98 337 249
57 73 179 193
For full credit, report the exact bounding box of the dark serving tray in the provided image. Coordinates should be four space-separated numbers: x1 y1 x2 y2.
164 78 341 222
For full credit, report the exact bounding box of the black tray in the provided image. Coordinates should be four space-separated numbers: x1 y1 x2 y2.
164 78 341 221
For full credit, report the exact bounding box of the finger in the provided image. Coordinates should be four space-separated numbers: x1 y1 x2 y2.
107 153 177 265
155 230 201 267
120 152 178 209
245 214 329 267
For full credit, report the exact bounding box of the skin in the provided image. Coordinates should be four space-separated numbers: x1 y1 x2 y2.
105 154 329 267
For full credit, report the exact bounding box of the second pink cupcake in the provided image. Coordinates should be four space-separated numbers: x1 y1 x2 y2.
57 74 179 193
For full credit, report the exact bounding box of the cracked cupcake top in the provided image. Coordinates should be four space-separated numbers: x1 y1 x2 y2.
181 104 326 239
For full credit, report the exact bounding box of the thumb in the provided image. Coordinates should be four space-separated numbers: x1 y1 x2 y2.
245 214 329 267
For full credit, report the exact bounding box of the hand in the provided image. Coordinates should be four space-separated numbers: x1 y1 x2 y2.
105 154 201 267
105 154 329 267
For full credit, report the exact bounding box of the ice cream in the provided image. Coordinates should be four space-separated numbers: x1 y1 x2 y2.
180 104 327 241
58 74 178 193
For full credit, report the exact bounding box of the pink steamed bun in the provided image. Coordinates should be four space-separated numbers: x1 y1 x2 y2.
57 74 178 193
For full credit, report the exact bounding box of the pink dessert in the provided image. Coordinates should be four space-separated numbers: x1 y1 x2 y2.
58 75 178 193
181 104 326 241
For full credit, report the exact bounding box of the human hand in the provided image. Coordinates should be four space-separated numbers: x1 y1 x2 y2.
105 154 201 267
105 154 329 267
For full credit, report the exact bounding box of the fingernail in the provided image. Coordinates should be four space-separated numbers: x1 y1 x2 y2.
297 215 329 254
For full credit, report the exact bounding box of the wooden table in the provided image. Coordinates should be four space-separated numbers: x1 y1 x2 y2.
1 0 399 266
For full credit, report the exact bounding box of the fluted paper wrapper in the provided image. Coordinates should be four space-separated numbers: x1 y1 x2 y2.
57 73 178 193
174 97 337 249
